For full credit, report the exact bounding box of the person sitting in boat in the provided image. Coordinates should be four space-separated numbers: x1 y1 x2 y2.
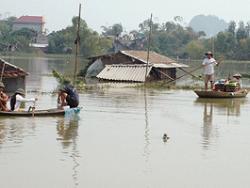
57 84 79 109
232 73 242 89
10 88 37 111
0 82 9 111
202 51 218 90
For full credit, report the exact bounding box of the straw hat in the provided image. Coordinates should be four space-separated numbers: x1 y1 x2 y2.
205 51 213 56
0 82 5 88
15 88 25 95
233 73 242 78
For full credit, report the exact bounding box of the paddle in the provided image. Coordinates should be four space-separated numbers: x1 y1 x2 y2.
32 100 36 117
166 58 223 84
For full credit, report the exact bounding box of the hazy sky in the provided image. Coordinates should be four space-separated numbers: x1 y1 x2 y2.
1 0 250 33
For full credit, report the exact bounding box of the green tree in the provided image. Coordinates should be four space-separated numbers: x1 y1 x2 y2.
227 21 236 36
215 31 236 58
48 17 112 56
236 21 248 41
101 23 123 36
185 40 205 59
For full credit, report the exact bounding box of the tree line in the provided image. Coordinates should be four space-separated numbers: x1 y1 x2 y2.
1 16 250 60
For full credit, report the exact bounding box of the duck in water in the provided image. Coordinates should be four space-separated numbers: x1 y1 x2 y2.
163 133 170 142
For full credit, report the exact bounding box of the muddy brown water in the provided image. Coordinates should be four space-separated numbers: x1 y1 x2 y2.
0 57 250 188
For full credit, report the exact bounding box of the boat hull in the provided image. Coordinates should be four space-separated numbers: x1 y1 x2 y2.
0 107 81 117
194 89 248 98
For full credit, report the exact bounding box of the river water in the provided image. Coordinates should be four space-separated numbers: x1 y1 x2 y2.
0 57 250 188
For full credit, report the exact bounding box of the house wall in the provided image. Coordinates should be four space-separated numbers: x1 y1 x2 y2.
3 77 26 94
149 68 176 81
13 23 44 33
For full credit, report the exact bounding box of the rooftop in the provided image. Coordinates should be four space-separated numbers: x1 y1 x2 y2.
0 58 28 78
14 16 45 24
120 50 177 65
97 64 152 82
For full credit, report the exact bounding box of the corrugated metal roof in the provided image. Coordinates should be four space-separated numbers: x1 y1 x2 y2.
121 50 176 65
97 64 152 82
0 58 28 78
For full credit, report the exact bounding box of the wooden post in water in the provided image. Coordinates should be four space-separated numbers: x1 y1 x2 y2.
0 63 5 82
73 3 81 86
145 14 153 83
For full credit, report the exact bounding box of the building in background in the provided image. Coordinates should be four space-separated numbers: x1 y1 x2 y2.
13 16 48 50
13 16 45 33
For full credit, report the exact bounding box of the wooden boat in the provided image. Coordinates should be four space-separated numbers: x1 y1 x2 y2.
0 107 81 117
194 89 248 98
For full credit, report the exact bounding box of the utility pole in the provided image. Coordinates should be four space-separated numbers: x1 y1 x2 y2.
145 14 153 83
73 3 81 86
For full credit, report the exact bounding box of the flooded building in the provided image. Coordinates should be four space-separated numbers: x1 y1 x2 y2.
86 50 188 82
0 58 28 93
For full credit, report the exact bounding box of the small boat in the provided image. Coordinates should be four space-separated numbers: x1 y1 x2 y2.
0 107 81 117
194 89 248 98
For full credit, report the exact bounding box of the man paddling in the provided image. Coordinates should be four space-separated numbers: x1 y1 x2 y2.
202 51 219 90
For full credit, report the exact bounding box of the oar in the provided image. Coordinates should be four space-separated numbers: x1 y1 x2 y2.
178 67 201 80
166 58 223 84
32 100 36 117
155 69 175 80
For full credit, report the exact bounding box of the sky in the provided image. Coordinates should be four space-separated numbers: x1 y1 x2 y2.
1 0 250 33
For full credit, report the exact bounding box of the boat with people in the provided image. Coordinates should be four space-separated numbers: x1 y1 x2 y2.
194 89 248 98
194 74 248 98
0 107 81 117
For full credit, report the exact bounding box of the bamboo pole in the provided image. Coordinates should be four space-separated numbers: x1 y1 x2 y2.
0 63 5 82
73 3 81 86
145 14 153 82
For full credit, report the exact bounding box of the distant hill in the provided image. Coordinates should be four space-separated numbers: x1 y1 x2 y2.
189 15 228 37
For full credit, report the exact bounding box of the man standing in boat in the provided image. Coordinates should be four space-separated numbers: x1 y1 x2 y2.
202 51 218 90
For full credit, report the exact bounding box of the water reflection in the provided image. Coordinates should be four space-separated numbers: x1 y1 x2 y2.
56 115 80 188
0 117 36 147
195 98 247 149
143 89 150 161
202 103 215 149
195 98 247 116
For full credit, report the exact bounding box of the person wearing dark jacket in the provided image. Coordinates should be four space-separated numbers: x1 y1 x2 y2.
57 85 79 108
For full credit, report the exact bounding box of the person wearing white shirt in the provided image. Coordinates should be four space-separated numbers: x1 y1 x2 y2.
202 51 218 90
10 88 37 111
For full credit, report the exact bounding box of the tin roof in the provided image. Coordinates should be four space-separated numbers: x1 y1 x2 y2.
0 58 28 78
97 64 152 82
14 16 45 24
121 50 176 65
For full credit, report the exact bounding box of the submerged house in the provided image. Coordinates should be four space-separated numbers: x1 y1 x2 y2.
0 58 28 93
86 50 188 82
